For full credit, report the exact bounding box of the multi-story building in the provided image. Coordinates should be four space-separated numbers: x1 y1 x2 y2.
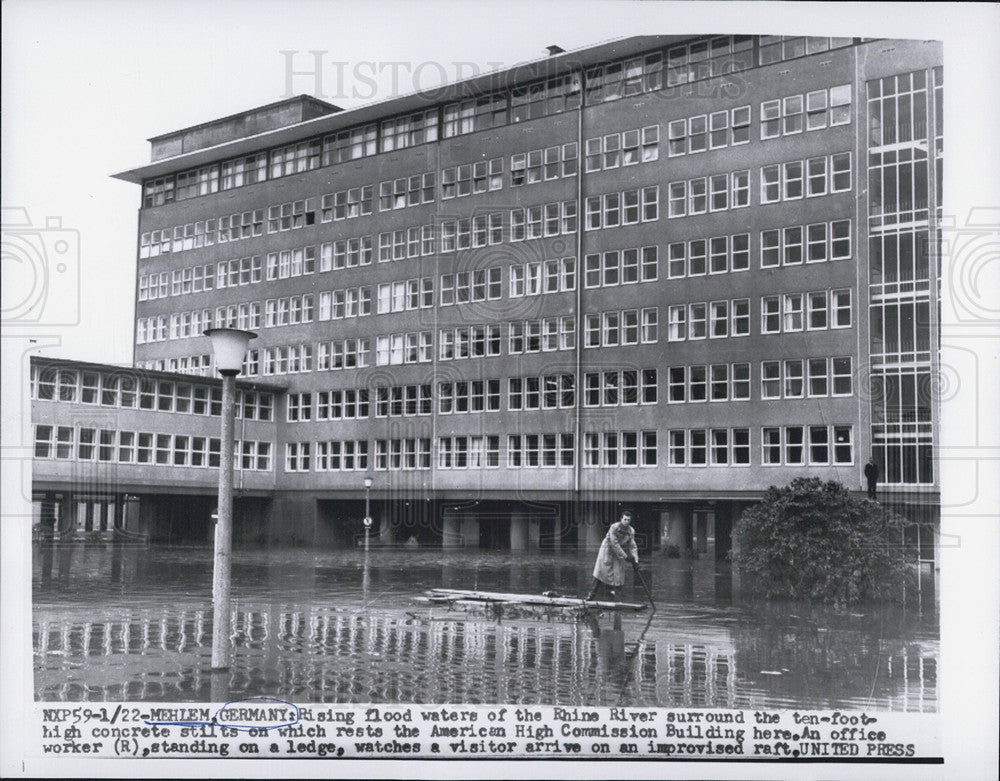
31 34 942 558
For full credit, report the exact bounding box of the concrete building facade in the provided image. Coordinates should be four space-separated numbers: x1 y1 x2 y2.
31 35 942 556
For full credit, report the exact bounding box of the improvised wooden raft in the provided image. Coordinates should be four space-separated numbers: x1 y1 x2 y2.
417 588 648 622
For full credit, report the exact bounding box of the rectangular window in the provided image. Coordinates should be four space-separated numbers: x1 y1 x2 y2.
832 356 853 396
784 359 804 398
808 290 829 329
832 289 852 327
833 426 853 463
809 425 830 464
785 426 805 464
808 357 829 397
762 427 781 464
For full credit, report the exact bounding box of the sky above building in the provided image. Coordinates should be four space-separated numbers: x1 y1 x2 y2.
1 0 997 365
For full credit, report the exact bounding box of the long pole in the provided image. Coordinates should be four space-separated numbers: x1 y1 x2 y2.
211 370 237 670
364 484 371 552
633 564 656 611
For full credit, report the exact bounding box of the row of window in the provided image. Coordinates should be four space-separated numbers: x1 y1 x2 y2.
760 153 852 203
309 431 657 470
377 174 436 211
283 368 662 422
666 171 750 217
259 356 855 423
511 144 577 186
667 363 751 403
140 214 850 305
319 285 374 320
761 220 852 268
134 355 213 377
666 299 749 341
583 246 658 288
669 424 854 466
761 357 854 399
583 126 660 172
138 211 263 258
143 37 860 208
582 308 659 347
581 369 658 407
36 421 856 471
666 357 853 403
761 289 853 333
441 158 504 198
666 234 750 278
264 295 314 327
668 106 751 156
142 287 850 353
139 152 851 262
761 84 852 139
583 187 659 229
33 426 272 470
30 368 273 419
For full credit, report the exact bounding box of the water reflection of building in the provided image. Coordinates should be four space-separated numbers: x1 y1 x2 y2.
34 604 935 711
27 36 942 562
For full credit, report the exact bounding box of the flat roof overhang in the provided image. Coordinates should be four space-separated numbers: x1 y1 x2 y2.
112 35 682 184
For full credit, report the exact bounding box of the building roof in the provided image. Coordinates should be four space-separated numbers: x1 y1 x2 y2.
112 35 680 184
30 355 288 394
147 95 343 162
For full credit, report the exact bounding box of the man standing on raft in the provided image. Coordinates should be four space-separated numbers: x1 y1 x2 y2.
586 509 639 601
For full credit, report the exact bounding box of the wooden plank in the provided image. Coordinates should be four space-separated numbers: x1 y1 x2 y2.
426 588 646 611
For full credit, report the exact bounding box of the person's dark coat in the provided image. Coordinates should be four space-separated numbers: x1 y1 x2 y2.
592 520 638 587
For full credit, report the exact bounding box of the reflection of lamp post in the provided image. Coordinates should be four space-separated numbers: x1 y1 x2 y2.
363 476 373 552
204 327 256 671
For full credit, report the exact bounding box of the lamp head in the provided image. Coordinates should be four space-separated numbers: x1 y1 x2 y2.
204 328 257 375
364 477 373 489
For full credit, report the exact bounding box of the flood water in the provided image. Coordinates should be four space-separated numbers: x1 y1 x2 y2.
33 543 938 711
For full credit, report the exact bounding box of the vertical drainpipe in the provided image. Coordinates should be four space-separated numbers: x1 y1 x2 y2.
431 106 442 516
574 67 585 502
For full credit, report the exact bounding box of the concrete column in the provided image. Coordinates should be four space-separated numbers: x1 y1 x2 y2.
714 501 733 562
378 515 393 546
695 512 709 554
582 510 605 550
510 512 527 551
527 516 540 549
664 506 686 552
460 515 479 548
550 516 561 551
441 514 461 548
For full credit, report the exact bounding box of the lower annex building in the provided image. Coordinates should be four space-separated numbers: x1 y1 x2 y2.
30 34 942 561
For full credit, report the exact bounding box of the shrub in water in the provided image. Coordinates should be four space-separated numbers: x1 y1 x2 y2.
732 477 915 606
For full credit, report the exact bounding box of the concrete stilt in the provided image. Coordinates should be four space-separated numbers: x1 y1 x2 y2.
549 516 562 551
664 506 686 553
510 512 527 551
378 515 393 546
583 510 605 550
695 512 709 554
714 501 733 561
442 514 461 548
460 515 479 548
527 516 540 549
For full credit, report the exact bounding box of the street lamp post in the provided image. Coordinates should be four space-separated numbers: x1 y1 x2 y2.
363 477 373 552
204 327 256 671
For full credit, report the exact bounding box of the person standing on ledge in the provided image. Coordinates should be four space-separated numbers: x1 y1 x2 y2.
864 457 879 500
586 509 639 601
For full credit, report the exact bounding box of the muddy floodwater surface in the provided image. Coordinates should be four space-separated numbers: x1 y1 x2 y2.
33 544 937 711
